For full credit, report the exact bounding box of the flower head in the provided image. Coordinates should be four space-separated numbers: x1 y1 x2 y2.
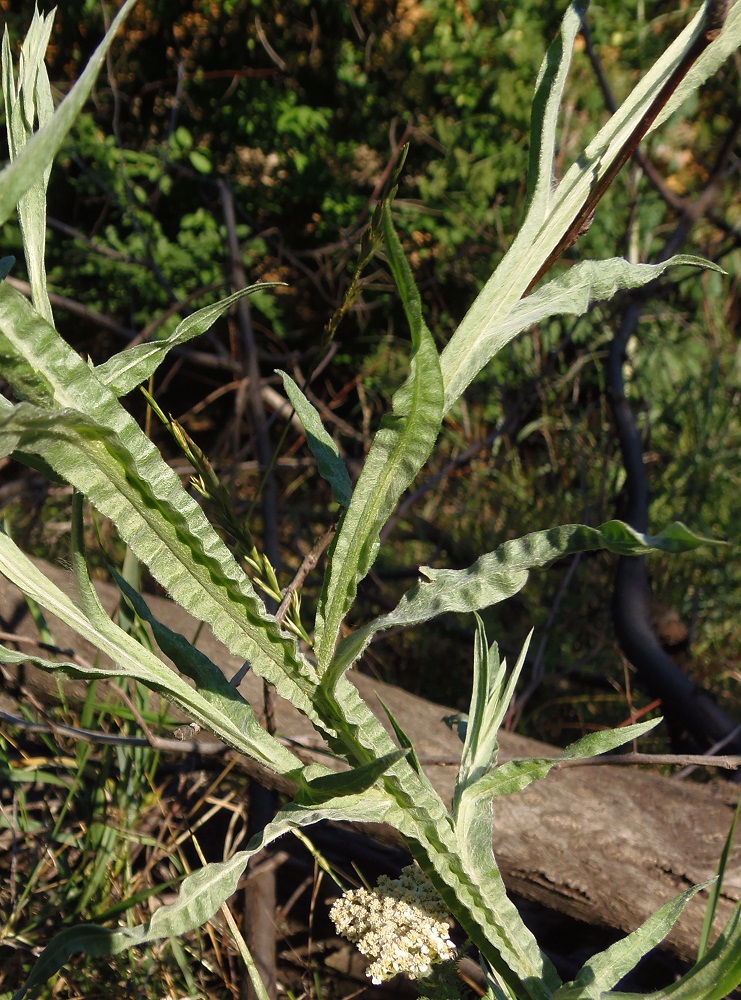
329 864 456 985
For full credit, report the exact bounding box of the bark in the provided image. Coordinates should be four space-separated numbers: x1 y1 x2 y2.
1 557 739 964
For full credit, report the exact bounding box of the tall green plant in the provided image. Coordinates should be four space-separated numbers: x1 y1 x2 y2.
1 3 740 998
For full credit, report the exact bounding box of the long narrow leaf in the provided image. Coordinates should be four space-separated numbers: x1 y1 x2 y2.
313 204 443 672
467 719 660 801
0 0 139 227
2 8 55 321
439 5 739 412
0 531 306 776
277 369 352 507
97 284 282 397
442 255 720 407
462 631 532 792
525 2 584 223
648 1 741 137
0 285 325 728
551 882 713 999
331 520 714 676
698 789 741 959
599 899 741 999
317 670 558 1000
452 791 563 999
456 620 532 803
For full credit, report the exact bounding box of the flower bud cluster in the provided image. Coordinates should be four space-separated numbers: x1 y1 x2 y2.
329 864 456 984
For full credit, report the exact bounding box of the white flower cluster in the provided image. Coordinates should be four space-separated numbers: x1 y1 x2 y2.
329 864 456 985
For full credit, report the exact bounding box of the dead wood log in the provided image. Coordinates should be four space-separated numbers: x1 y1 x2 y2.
1 556 739 964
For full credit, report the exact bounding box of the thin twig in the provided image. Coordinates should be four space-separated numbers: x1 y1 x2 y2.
0 630 76 658
0 708 224 754
276 527 336 622
554 751 741 771
411 749 741 771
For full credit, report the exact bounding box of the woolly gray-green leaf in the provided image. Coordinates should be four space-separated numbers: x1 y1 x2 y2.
552 882 715 999
455 624 532 804
331 520 713 676
469 719 660 801
0 284 324 731
277 369 352 507
313 204 443 673
2 7 55 322
599 897 741 1000
650 1 741 138
312 669 558 998
11 789 402 1000
0 531 306 777
440 3 739 413
97 284 282 396
525 2 584 223
0 0 139 228
445 255 721 406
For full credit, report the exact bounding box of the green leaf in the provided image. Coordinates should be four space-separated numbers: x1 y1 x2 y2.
650 2 741 137
439 1 740 413
294 748 408 805
525 2 584 224
552 882 714 999
0 530 306 777
109 566 278 729
0 284 324 730
276 369 352 507
468 719 661 801
312 668 557 999
331 520 712 676
376 695 424 774
452 782 563 999
313 203 444 673
0 0 139 229
444 255 722 409
2 8 55 323
600 897 741 1000
456 619 532 799
11 790 402 1000
97 284 282 397
562 719 662 759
